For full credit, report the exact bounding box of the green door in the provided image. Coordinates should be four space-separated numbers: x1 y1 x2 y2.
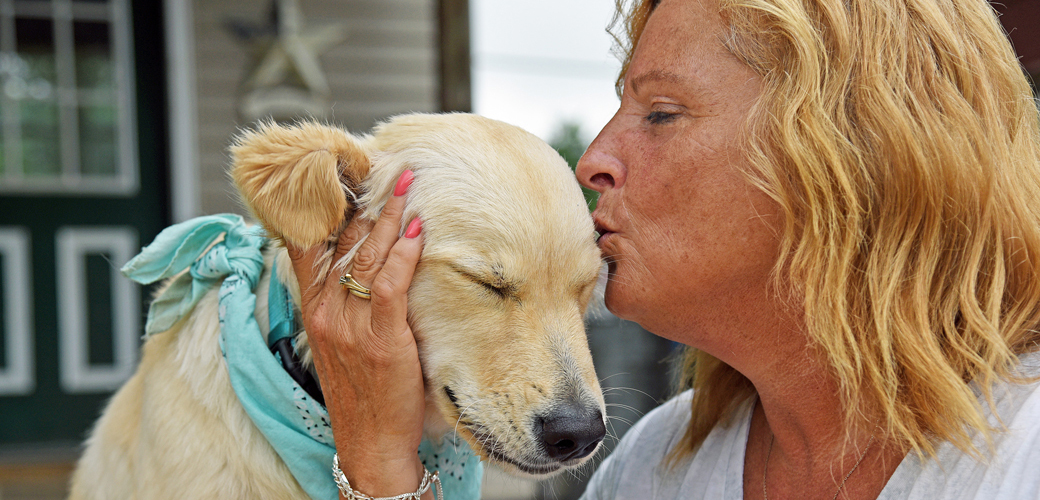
0 0 167 446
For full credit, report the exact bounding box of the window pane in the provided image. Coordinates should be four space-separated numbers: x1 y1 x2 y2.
21 99 60 177
13 18 56 85
86 253 114 365
74 21 111 90
13 17 60 178
78 103 115 176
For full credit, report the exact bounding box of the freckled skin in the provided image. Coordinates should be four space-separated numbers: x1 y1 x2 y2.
576 0 784 360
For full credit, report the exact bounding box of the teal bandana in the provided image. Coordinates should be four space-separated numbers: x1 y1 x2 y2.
122 215 483 500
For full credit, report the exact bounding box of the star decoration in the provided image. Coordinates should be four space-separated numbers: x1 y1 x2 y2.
227 0 348 121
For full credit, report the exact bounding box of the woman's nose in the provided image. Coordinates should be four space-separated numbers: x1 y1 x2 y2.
576 125 626 195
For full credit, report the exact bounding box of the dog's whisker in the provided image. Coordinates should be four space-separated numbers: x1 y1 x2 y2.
477 432 498 459
544 475 561 500
597 372 633 384
605 408 636 419
603 385 659 404
605 409 637 420
604 402 646 418
565 467 580 481
607 399 644 411
452 400 479 453
604 413 630 426
605 414 635 427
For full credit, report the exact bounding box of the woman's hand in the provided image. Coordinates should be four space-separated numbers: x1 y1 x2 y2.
286 170 428 498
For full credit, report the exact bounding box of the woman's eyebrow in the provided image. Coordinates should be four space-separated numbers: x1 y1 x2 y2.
629 68 718 104
629 69 686 94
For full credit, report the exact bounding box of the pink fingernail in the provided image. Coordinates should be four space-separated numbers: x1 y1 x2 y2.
394 170 414 196
405 218 422 238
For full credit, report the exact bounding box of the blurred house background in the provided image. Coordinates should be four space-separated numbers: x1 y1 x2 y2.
0 0 1034 498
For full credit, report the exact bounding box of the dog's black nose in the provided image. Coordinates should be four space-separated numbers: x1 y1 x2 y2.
537 403 606 462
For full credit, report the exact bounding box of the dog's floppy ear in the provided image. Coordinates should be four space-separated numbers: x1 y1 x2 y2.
230 121 371 248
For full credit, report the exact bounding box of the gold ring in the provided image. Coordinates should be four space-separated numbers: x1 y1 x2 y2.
339 274 372 299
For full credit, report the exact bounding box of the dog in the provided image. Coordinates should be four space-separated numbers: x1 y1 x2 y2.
69 113 607 498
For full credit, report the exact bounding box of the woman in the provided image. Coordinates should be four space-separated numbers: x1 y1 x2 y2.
289 0 1040 498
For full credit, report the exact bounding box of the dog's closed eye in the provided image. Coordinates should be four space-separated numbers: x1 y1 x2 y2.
452 264 518 300
480 281 510 299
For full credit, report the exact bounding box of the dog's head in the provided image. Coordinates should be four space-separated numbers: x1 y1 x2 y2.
232 113 606 477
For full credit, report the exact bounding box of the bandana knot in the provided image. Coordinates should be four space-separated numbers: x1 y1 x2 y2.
121 214 265 336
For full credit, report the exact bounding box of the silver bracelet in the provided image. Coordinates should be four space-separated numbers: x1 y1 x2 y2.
332 453 443 500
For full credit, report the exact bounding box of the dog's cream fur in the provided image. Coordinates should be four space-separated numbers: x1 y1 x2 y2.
69 113 606 498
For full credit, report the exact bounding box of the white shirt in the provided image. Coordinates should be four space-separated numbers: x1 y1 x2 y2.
581 353 1040 499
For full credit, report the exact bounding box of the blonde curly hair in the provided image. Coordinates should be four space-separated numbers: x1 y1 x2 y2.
611 0 1040 460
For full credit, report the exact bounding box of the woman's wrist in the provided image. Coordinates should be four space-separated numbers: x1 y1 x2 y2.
332 453 430 498
334 447 425 498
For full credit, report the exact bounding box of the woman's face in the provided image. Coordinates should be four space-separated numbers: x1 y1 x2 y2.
576 0 781 345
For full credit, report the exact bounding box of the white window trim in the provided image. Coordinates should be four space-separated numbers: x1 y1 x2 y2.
56 226 139 393
0 227 34 395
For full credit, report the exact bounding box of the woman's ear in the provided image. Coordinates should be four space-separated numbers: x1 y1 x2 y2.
230 120 371 248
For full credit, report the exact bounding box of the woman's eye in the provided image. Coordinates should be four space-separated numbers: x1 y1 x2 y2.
645 110 679 124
